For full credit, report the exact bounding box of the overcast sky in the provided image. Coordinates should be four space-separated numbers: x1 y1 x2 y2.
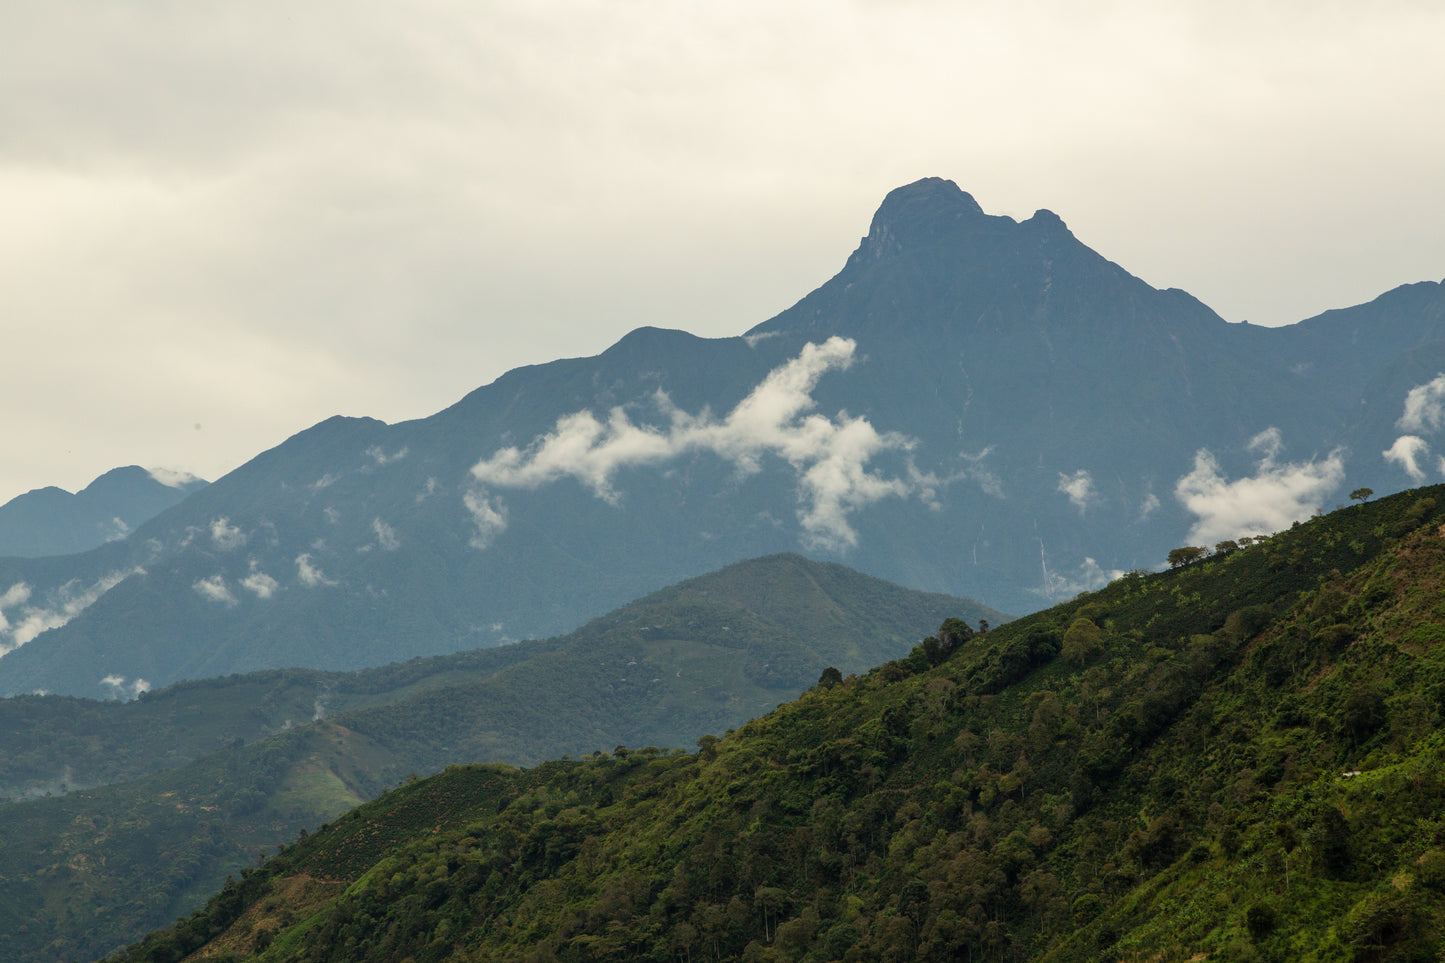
3 1 1442 504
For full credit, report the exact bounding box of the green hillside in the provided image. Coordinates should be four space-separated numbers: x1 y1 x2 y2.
108 486 1445 962
0 554 989 963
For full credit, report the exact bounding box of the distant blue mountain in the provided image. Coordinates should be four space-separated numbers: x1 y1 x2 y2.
2 178 1443 697
0 466 206 558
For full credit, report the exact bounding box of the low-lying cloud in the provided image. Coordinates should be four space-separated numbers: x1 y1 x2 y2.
1036 555 1123 600
1175 428 1344 545
209 517 246 551
366 446 408 466
296 553 335 587
148 467 202 489
466 338 935 552
0 570 141 656
372 518 400 551
100 674 151 700
959 448 1003 498
193 574 237 606
1397 374 1445 433
1384 375 1445 482
1057 470 1098 514
1383 434 1433 482
241 568 280 599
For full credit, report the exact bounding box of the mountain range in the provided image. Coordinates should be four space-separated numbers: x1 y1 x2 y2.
0 466 205 558
4 177 1445 697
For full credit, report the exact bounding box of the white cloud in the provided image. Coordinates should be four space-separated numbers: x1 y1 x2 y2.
466 338 932 552
102 516 131 542
1 581 33 615
1247 426 1284 463
1175 432 1345 545
1397 374 1445 433
1384 434 1432 481
209 517 246 550
372 518 400 551
100 675 151 700
366 446 408 465
0 583 32 647
296 553 335 587
193 575 236 605
0 570 140 655
959 448 1003 498
147 467 202 489
1035 556 1124 600
1137 491 1161 522
241 569 280 599
463 491 509 550
1057 470 1098 514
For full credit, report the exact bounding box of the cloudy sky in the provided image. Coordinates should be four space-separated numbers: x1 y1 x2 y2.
3 0 1442 504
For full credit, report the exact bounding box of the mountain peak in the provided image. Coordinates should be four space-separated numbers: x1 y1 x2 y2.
875 176 982 215
1024 207 1070 234
864 178 984 244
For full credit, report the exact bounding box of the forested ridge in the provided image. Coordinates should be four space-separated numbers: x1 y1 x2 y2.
0 554 987 963
110 486 1445 961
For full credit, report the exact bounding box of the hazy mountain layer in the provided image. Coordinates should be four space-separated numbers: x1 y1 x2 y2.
0 465 205 558
0 553 990 963
3 178 1445 696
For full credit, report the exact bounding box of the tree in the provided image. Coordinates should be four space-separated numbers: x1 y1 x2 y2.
1062 618 1104 665
1167 546 1207 568
921 636 945 666
937 618 975 651
1350 487 1373 504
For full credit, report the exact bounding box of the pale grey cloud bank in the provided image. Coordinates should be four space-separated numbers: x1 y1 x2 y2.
467 338 936 552
3 1 1443 502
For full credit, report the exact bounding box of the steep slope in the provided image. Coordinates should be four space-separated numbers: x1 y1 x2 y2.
4 179 1445 697
0 553 989 963
109 485 1445 962
0 466 206 558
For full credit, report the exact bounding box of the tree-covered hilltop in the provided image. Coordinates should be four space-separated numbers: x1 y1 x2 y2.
110 487 1445 962
0 553 992 963
0 553 997 803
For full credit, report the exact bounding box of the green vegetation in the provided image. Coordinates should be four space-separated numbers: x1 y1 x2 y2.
0 553 990 963
106 485 1445 962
